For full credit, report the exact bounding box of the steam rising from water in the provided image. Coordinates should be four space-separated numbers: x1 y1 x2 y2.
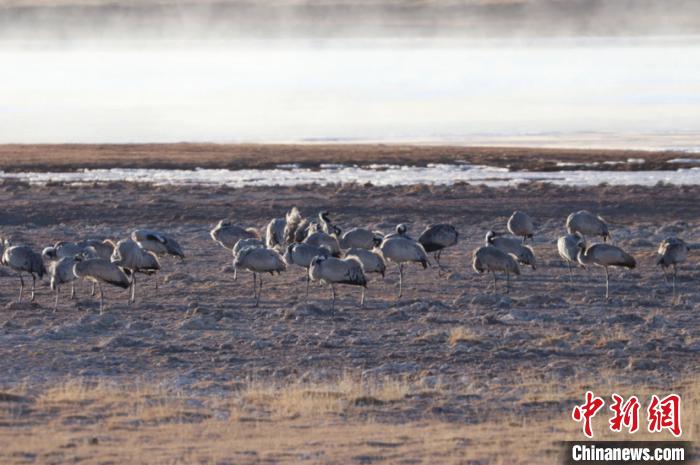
1 36 699 146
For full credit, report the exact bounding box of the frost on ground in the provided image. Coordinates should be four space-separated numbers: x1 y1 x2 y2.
0 181 698 464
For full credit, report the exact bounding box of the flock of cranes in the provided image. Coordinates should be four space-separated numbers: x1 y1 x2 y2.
0 231 183 312
0 208 694 312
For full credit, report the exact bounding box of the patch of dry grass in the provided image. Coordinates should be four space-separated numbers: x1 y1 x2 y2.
447 326 484 346
241 375 410 420
0 374 696 465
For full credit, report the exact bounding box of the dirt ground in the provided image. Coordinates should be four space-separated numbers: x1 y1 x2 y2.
0 173 698 463
0 143 697 173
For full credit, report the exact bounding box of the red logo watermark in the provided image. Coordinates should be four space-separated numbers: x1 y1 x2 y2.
572 391 682 438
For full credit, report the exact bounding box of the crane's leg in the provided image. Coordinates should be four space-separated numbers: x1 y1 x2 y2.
398 264 404 299
91 281 96 297
672 264 677 303
98 282 104 314
257 275 263 307
54 287 59 312
360 287 365 308
31 274 36 302
70 282 76 300
252 272 258 305
331 284 336 313
130 273 136 304
17 273 24 303
305 273 310 300
437 250 450 275
233 266 237 281
568 262 573 284
604 267 610 300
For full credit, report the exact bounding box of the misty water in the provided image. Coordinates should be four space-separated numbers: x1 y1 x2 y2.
1 36 700 148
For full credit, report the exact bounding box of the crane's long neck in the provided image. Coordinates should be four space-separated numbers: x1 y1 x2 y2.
576 247 593 266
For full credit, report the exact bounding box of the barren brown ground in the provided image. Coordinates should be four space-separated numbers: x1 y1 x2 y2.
0 160 698 463
0 143 697 172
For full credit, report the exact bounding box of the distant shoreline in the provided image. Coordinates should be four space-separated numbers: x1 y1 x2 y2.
1 143 698 173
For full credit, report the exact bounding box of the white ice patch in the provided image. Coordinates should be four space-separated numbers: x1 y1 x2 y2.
1 164 699 187
555 158 646 168
667 158 700 164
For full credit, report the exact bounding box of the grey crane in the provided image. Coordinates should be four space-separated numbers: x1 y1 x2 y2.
309 255 367 311
418 224 459 273
657 237 690 300
379 232 429 298
42 241 83 261
344 247 386 304
233 246 286 306
76 239 114 260
557 233 585 283
284 208 336 244
283 242 330 298
283 207 316 244
507 211 534 242
132 229 183 292
385 223 410 239
48 256 79 311
485 231 536 270
265 217 286 250
577 242 635 299
304 229 341 257
231 238 266 280
110 238 161 304
306 210 334 235
1 241 45 303
344 248 386 278
210 220 259 250
319 211 334 233
233 238 265 257
73 257 131 313
472 245 520 294
339 227 383 250
44 240 112 297
132 229 185 260
567 210 610 242
76 239 114 295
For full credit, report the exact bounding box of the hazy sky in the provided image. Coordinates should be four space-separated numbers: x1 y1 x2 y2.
1 1 699 146
1 37 699 145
